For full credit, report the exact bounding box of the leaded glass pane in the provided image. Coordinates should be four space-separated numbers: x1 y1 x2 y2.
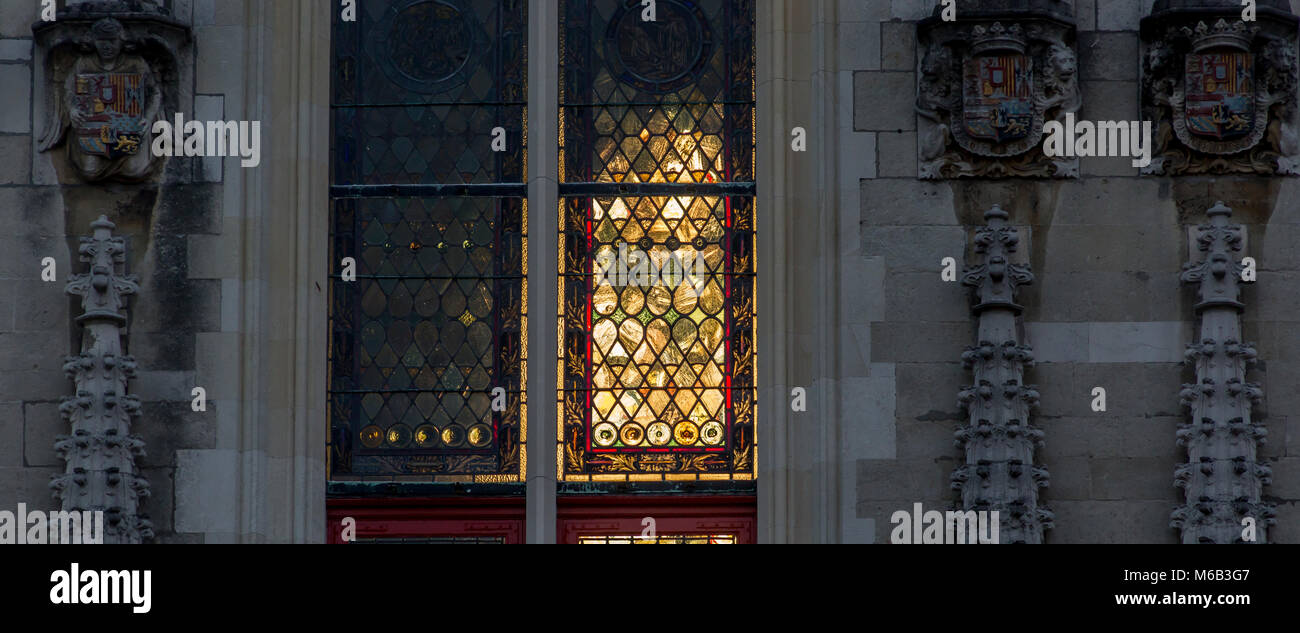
559 0 755 482
330 0 527 482
332 0 526 106
333 103 526 185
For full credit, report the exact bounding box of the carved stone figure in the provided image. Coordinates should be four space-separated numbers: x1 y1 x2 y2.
33 2 189 182
954 206 1053 543
1141 0 1300 175
917 45 957 164
1040 42 1079 112
916 1 1080 179
1171 203 1274 543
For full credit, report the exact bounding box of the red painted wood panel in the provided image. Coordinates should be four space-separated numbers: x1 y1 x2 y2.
326 495 755 543
326 497 525 544
557 495 756 544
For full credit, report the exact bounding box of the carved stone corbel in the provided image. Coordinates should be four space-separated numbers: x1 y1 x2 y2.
1141 0 1300 175
55 216 152 544
916 0 1080 179
954 205 1053 543
1171 202 1274 543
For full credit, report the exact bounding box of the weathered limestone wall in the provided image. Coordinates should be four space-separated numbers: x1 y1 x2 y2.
850 0 1300 542
0 0 252 543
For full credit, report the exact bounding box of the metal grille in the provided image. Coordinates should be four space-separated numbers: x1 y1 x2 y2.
329 0 527 482
558 0 755 482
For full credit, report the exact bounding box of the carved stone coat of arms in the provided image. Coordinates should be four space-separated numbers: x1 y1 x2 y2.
70 70 150 161
917 9 1080 179
963 53 1034 145
1141 2 1300 175
34 10 188 183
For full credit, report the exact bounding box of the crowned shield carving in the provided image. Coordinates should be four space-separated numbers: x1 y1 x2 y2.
1142 4 1300 176
917 13 1079 179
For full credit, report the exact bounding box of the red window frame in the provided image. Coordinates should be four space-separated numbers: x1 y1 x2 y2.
326 498 525 544
557 495 756 544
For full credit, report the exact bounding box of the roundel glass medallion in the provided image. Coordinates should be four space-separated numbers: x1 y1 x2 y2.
604 0 714 94
370 0 486 95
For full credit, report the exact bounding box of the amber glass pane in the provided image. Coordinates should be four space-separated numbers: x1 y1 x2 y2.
559 0 754 482
587 195 729 447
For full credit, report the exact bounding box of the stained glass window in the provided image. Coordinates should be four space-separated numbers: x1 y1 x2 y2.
558 0 755 481
329 0 527 482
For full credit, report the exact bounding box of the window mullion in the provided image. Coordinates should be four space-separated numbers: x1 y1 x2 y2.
525 0 560 544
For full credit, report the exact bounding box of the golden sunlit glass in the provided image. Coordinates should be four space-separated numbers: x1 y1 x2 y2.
558 0 755 482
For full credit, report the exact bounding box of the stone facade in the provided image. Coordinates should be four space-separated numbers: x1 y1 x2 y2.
2 0 218 543
853 0 1300 543
0 0 325 543
2 0 1299 543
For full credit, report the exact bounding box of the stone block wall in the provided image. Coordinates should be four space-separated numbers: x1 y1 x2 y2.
850 0 1300 542
0 0 243 543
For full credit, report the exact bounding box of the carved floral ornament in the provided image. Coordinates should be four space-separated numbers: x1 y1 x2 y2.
1141 1 1300 175
916 6 1080 179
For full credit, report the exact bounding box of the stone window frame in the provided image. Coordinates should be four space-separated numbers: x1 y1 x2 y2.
285 0 833 543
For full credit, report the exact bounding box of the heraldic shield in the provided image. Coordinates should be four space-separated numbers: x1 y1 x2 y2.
73 72 147 160
1184 51 1254 141
916 11 1080 179
963 54 1033 144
